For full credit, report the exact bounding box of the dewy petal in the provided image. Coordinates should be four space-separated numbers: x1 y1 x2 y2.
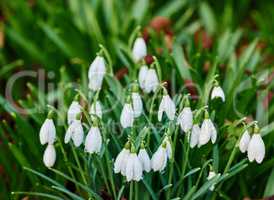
133 154 143 181
88 56 106 91
138 149 151 172
85 127 102 154
138 65 148 89
178 107 193 133
247 134 265 163
158 95 175 121
39 119 56 145
43 144 56 168
199 119 212 146
239 130 250 153
132 37 147 62
71 120 84 147
211 86 225 102
190 124 201 148
67 101 81 125
90 101 102 119
64 125 73 144
210 120 217 144
114 148 127 174
120 103 134 128
151 146 167 172
125 154 135 182
144 69 159 93
132 92 143 118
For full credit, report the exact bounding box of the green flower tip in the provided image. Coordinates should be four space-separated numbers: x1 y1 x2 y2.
47 110 55 119
76 112 81 120
204 110 209 119
125 141 131 150
132 82 139 93
254 124 260 134
74 94 80 101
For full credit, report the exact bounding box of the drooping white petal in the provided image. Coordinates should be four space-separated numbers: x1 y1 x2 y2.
67 101 81 125
144 69 159 93
163 137 172 159
132 92 143 118
132 37 147 62
138 65 148 89
65 120 84 147
211 86 225 102
125 154 135 181
158 95 176 121
88 56 106 91
133 154 143 181
126 153 143 182
120 103 134 128
43 144 56 168
151 146 167 172
199 119 215 146
85 127 102 154
190 124 201 148
90 101 102 119
207 171 218 191
114 148 130 175
247 134 265 163
177 107 193 133
39 119 56 145
239 130 250 153
138 149 151 172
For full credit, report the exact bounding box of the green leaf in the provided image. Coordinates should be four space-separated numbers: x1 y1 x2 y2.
199 2 216 35
264 167 274 197
11 192 63 200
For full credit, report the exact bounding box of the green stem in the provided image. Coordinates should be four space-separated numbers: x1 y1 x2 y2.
134 182 138 200
96 156 112 196
129 182 134 200
71 144 88 185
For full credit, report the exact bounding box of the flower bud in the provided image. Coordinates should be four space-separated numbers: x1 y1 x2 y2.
43 144 56 168
132 37 147 62
88 56 106 91
158 94 176 121
39 118 56 145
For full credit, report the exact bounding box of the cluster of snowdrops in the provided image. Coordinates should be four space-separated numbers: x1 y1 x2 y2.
39 34 265 184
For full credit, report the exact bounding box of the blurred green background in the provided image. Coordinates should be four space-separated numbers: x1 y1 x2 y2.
0 0 273 199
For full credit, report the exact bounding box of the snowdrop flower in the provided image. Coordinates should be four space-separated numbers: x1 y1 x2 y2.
90 101 102 119
88 56 106 91
211 84 225 102
120 99 134 128
207 171 220 191
131 83 143 118
177 106 193 133
114 142 131 175
199 111 217 146
144 68 159 93
163 136 172 159
190 124 201 148
138 65 148 89
125 151 143 182
85 124 102 154
151 142 168 172
64 119 84 147
39 118 56 145
67 101 81 125
239 130 250 153
132 37 147 62
158 93 176 121
247 126 265 163
138 146 151 173
43 144 56 168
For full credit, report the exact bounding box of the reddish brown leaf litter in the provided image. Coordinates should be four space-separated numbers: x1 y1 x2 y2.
115 67 128 80
194 29 213 49
184 79 198 100
144 54 154 65
149 16 171 33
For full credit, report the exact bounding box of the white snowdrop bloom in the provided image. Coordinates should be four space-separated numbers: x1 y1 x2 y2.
132 92 143 118
39 118 56 145
138 65 148 89
239 130 250 153
85 126 102 154
199 117 217 146
207 171 219 191
177 107 193 133
158 94 176 121
120 103 134 128
138 148 151 173
144 68 159 93
151 144 167 172
88 56 106 91
125 153 143 182
90 101 102 119
247 134 265 164
211 86 225 102
114 147 130 175
64 119 84 147
67 101 81 125
190 124 201 148
132 37 147 62
43 144 56 168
